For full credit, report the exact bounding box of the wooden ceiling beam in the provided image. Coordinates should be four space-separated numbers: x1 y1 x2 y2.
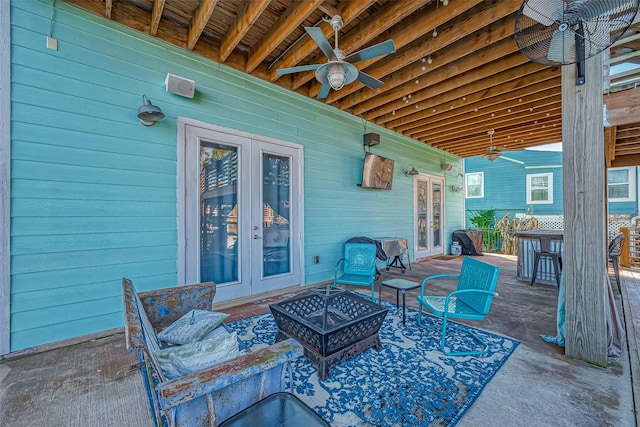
415 105 562 144
605 126 617 168
615 147 640 156
614 145 640 154
187 0 219 50
350 36 522 115
105 0 112 19
610 154 640 168
377 62 553 126
616 127 640 136
356 48 529 127
347 16 519 112
407 88 561 135
291 0 431 90
316 0 488 101
149 0 166 35
246 0 324 73
613 139 640 147
269 0 374 82
391 73 560 134
604 88 640 126
219 0 270 62
446 130 563 157
420 111 562 149
317 3 339 17
431 121 562 151
413 99 562 142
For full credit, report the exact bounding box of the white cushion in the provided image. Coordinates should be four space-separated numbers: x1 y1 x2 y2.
154 328 243 380
157 309 229 345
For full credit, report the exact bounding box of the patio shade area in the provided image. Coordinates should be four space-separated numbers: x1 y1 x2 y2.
0 254 636 426
64 0 640 159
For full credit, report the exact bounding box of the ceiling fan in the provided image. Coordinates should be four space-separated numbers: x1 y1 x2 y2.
514 0 639 85
483 130 505 161
276 15 396 98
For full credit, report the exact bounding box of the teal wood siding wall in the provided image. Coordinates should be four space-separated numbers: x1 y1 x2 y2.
465 151 563 224
464 151 638 226
8 1 464 352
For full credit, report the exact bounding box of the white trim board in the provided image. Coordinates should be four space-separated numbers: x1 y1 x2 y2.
1 0 12 356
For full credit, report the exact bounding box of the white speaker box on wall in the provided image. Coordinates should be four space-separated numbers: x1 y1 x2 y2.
165 73 195 98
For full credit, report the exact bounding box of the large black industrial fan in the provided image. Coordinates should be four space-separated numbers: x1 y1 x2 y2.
276 15 395 98
514 0 639 84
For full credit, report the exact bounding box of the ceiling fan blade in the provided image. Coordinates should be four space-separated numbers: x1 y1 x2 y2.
356 71 384 90
305 27 337 61
317 84 331 99
277 64 322 75
344 40 396 63
522 0 564 26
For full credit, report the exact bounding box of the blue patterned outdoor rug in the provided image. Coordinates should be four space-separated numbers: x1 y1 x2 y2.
227 300 518 427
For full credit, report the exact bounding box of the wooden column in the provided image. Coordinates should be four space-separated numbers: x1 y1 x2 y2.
562 54 608 366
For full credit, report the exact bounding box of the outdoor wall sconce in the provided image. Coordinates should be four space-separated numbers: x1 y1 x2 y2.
405 167 419 177
137 95 165 126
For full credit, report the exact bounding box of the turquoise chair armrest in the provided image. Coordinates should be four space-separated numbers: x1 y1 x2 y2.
419 273 460 294
333 257 347 283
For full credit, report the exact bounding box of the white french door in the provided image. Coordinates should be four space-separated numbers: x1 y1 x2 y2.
414 174 444 259
178 120 304 302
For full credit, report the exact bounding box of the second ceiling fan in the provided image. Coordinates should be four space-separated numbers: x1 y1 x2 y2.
276 15 396 99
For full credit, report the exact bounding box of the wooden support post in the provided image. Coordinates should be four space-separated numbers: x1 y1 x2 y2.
562 55 608 366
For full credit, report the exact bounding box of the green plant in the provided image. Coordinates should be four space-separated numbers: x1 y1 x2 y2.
467 209 496 229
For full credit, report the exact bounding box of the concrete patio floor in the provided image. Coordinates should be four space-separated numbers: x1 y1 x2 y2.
0 253 637 426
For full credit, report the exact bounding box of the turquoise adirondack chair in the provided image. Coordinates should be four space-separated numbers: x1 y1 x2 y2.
333 243 378 299
416 257 500 356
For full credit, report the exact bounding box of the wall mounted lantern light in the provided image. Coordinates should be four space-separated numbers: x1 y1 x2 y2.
405 167 419 177
137 95 165 126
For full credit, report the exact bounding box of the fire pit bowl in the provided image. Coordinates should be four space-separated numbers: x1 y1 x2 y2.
269 287 388 379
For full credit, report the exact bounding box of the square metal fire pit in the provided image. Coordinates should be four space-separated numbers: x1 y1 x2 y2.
269 287 388 379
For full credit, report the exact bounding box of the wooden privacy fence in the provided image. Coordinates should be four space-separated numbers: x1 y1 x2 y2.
620 227 640 268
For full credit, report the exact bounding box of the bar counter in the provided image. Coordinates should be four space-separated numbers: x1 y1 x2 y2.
516 229 563 285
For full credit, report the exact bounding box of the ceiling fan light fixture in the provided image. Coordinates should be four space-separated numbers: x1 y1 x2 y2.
327 63 346 90
484 152 501 162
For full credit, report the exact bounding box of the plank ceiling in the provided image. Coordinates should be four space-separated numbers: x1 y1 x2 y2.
64 0 640 164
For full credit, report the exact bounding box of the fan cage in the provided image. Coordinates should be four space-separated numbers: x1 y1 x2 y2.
514 0 640 66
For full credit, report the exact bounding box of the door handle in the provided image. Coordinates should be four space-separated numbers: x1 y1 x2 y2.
254 234 262 239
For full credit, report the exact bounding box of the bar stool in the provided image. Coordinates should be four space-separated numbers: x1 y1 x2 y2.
530 235 562 287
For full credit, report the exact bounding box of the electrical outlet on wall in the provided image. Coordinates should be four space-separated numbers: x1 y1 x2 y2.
313 256 320 264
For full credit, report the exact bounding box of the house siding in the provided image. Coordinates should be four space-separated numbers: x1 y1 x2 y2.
464 150 638 226
6 1 464 352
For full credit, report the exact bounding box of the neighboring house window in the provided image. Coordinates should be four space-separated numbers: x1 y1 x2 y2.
608 167 636 202
465 172 484 198
526 172 553 204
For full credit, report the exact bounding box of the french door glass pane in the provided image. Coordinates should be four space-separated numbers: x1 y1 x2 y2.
417 180 428 250
263 153 291 277
200 143 238 283
432 182 441 248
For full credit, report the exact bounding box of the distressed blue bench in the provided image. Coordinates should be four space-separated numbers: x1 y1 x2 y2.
122 278 303 426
